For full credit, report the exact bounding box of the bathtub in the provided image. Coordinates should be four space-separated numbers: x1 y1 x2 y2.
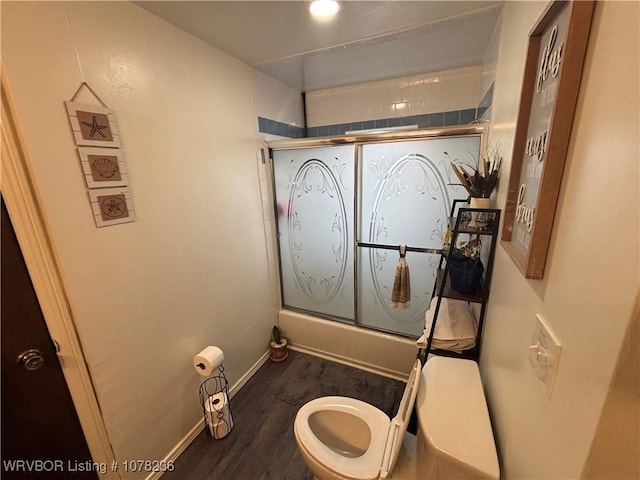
278 309 417 381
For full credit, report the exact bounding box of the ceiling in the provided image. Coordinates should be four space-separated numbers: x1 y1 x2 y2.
135 1 503 92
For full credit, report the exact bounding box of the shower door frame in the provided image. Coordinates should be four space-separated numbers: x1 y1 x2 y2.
269 125 485 338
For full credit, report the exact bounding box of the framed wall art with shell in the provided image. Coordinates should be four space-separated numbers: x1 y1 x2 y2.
78 147 128 188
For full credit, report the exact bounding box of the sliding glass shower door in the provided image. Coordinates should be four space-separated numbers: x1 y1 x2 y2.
272 146 355 320
272 134 480 337
357 137 477 336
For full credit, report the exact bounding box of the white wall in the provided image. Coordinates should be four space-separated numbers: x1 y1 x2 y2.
1 1 276 472
4 2 638 478
478 8 503 120
582 293 639 479
251 69 304 129
483 1 639 478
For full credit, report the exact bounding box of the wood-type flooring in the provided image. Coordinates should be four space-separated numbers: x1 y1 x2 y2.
163 350 405 480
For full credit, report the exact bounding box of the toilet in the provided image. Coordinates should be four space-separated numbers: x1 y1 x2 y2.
293 356 499 480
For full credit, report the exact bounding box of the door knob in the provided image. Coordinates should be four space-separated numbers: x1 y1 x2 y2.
17 349 45 371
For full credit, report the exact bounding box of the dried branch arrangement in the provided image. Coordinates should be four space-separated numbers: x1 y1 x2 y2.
451 145 502 198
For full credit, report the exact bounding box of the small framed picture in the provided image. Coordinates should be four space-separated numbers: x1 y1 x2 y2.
65 101 121 148
89 187 136 227
78 147 128 188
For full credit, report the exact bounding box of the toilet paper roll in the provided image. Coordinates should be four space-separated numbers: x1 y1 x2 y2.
204 391 228 416
212 420 230 439
193 346 224 376
205 392 233 439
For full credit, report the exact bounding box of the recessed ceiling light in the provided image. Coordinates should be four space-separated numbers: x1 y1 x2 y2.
309 0 340 18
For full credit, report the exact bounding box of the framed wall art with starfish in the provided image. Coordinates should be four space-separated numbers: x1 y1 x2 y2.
65 101 121 148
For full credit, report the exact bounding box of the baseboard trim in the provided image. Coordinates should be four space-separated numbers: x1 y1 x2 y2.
147 350 270 480
289 345 409 382
145 418 203 480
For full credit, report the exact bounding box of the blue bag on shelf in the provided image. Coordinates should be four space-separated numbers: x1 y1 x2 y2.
448 253 484 293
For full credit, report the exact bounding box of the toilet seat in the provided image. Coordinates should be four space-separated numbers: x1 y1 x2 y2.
295 397 391 480
294 360 422 480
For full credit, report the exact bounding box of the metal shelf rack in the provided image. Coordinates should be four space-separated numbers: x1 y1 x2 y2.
419 199 501 363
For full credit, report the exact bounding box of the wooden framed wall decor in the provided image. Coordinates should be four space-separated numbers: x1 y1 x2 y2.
78 147 129 188
65 83 136 227
65 101 121 148
89 188 136 227
500 1 594 279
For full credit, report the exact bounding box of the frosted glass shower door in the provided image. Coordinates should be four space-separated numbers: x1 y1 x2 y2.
358 136 480 336
273 146 355 320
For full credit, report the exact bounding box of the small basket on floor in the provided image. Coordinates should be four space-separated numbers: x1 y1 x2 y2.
199 367 233 439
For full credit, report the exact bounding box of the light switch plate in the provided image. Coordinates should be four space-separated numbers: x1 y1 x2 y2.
528 314 562 398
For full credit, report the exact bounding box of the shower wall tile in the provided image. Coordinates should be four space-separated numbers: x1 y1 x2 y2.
306 65 484 127
255 70 496 139
460 108 478 125
257 117 305 138
429 112 444 127
444 110 461 126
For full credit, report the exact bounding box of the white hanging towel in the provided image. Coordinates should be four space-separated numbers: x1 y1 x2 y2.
391 245 411 309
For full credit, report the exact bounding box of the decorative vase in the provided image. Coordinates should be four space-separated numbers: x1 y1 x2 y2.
470 197 491 209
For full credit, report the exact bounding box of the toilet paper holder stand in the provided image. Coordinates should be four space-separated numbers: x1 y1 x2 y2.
198 365 233 439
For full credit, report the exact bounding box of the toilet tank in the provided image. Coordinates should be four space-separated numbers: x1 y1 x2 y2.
415 357 499 480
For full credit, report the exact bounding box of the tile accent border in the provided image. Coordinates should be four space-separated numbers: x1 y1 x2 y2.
306 107 479 138
258 116 305 138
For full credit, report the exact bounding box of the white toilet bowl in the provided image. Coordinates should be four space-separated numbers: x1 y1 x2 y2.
294 356 499 480
294 359 422 480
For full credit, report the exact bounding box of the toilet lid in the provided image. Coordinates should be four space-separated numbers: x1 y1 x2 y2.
416 357 499 479
380 359 421 478
294 359 422 480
